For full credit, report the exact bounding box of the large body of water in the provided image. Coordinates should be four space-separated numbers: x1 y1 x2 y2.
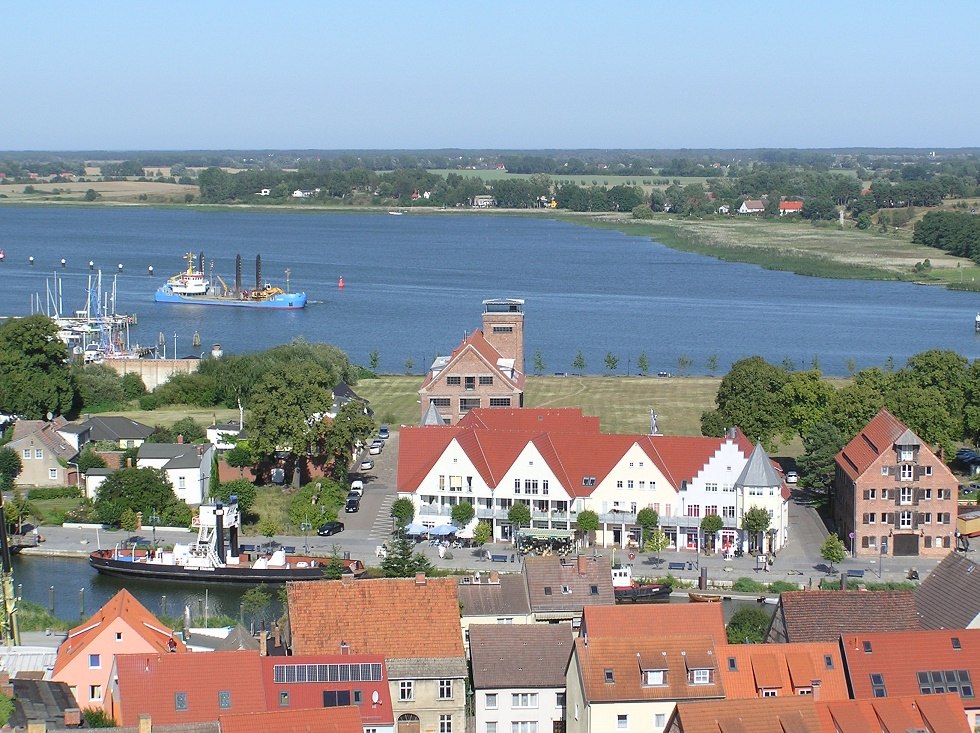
1 206 979 375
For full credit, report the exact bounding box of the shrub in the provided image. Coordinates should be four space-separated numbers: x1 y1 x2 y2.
732 577 766 592
767 580 800 593
82 707 115 727
27 486 81 500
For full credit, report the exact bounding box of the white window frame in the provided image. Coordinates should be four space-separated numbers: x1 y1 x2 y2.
900 511 913 529
511 692 538 708
692 669 711 684
617 714 628 730
438 679 453 700
399 681 414 701
439 714 452 733
34 448 43 459
49 468 58 480
22 449 31 460
485 693 497 709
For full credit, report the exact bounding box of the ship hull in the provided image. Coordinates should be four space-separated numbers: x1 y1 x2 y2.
154 288 307 309
614 584 672 603
90 551 326 584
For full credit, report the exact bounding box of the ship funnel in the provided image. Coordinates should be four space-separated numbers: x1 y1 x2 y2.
255 255 262 290
198 251 205 274
235 255 242 295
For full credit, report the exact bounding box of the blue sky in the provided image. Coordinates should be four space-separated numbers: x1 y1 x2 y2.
5 1 978 151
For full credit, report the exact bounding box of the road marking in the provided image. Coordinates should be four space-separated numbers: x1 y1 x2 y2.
369 496 396 539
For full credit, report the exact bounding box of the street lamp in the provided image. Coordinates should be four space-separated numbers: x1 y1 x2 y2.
148 509 161 548
300 521 312 555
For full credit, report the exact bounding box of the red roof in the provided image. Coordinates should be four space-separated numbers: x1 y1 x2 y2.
836 408 908 481
459 407 600 433
54 589 184 676
779 200 804 211
112 650 265 726
220 706 363 733
419 329 524 392
582 603 728 647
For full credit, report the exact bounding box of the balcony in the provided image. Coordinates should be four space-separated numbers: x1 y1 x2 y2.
418 505 452 517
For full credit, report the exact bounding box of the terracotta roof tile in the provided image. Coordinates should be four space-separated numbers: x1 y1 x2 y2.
836 408 907 482
582 603 728 647
470 624 572 689
419 330 523 392
54 589 184 676
717 642 848 700
219 706 362 733
840 628 980 700
671 697 823 733
113 650 265 727
771 590 920 643
456 573 530 618
573 635 724 703
817 695 970 733
287 577 464 660
459 407 600 433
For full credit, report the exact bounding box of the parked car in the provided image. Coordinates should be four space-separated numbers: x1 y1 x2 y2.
379 425 390 440
345 497 360 513
348 480 364 498
786 471 799 484
657 371 671 378
359 458 374 471
317 521 344 536
369 441 383 455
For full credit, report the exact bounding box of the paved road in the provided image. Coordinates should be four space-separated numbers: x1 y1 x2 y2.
19 429 960 585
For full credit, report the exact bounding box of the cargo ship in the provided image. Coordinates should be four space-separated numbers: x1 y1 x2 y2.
89 499 363 584
154 252 307 309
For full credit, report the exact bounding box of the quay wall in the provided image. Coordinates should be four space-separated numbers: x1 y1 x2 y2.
103 358 199 390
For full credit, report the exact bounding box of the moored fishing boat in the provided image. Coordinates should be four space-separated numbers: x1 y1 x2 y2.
154 252 307 309
611 563 672 603
89 499 361 584
688 592 723 603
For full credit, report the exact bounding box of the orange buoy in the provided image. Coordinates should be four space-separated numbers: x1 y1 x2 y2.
338 276 344 289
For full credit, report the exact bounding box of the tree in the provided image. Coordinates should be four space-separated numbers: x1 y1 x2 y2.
677 353 692 375
322 400 375 483
604 352 619 373
287 480 344 530
258 517 280 550
636 352 650 376
212 479 258 515
3 489 34 534
391 497 415 528
572 351 586 374
701 357 789 451
171 417 206 443
797 419 845 495
636 507 659 545
507 502 531 530
532 350 545 375
706 354 719 374
473 520 492 546
248 361 335 461
779 370 835 440
451 501 475 528
820 534 846 571
741 506 771 552
320 545 347 580
0 447 22 491
241 586 272 627
93 467 190 527
576 509 600 546
643 527 670 561
0 315 79 419
224 442 254 478
700 514 724 552
84 188 98 202
404 357 414 373
76 447 107 474
726 607 771 644
380 530 435 577
368 350 380 371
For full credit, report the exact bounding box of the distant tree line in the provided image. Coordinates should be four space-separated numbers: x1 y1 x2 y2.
912 211 980 263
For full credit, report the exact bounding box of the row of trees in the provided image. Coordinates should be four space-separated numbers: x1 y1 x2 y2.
912 211 980 263
701 350 980 494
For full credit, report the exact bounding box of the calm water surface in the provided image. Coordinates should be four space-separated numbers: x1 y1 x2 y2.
1 206 979 375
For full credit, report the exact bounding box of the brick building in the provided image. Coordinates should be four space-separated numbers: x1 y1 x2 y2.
418 299 525 425
833 408 958 559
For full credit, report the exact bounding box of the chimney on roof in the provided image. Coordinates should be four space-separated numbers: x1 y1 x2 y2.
138 713 152 733
415 573 427 585
577 554 588 576
811 679 821 701
176 434 184 444
26 722 46 733
341 574 355 586
726 427 736 440
273 623 281 649
259 630 268 657
64 708 81 728
489 570 500 584
340 641 351 655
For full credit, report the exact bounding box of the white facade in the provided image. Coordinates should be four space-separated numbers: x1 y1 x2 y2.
137 444 213 505
476 687 566 733
410 439 575 542
589 443 676 548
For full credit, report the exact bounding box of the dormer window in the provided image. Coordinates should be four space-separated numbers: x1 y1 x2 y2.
561 585 571 594
643 669 667 686
690 669 712 685
604 669 615 683
899 447 914 462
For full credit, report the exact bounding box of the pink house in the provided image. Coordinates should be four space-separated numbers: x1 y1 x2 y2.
52 589 185 711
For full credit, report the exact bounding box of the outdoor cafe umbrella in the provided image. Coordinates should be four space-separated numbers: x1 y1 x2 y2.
429 524 457 536
403 522 429 535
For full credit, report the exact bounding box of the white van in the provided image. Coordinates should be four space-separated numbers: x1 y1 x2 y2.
348 480 364 498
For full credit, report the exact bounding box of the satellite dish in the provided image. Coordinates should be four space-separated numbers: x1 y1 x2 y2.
46 411 53 421
371 691 380 704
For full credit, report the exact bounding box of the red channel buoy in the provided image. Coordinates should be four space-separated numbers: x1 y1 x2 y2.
338 276 344 289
